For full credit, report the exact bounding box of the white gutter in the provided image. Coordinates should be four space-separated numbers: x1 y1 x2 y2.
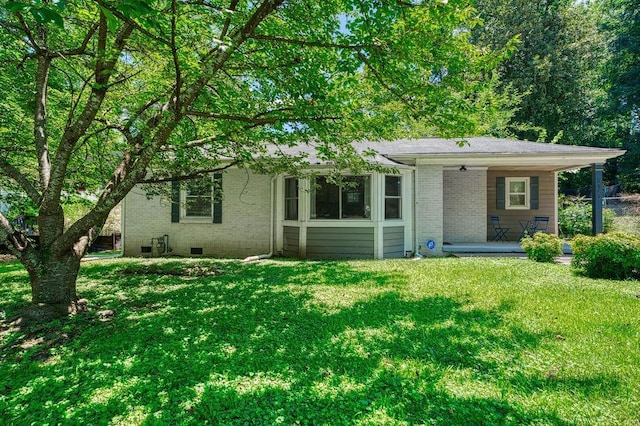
408 152 625 170
412 169 419 258
121 197 126 255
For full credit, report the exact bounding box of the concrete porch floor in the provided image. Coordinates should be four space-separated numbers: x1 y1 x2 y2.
441 241 573 264
442 241 572 254
442 242 526 253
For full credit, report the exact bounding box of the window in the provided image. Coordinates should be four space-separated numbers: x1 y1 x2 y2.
385 176 402 219
185 177 213 218
284 177 298 220
174 173 222 223
311 175 371 220
506 177 529 209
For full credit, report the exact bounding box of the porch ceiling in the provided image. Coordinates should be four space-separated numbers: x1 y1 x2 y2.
408 153 621 172
375 137 625 171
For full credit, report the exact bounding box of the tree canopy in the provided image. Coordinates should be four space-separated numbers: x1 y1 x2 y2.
0 0 504 319
600 0 640 190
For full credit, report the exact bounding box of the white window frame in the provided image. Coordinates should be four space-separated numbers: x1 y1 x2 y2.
505 177 530 210
180 175 219 222
310 174 372 220
384 175 402 220
284 177 299 221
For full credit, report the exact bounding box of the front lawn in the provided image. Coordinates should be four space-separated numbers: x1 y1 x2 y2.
1 258 639 425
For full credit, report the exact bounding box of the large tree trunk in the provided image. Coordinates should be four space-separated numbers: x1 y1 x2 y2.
19 251 87 322
1 201 104 324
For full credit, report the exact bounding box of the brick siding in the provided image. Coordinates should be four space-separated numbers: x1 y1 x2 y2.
443 169 487 243
123 169 272 257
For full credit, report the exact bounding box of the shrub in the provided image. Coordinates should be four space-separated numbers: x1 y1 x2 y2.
571 232 640 280
520 232 563 262
558 200 615 237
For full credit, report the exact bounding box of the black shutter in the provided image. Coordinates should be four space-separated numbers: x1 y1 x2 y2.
496 177 505 210
530 176 539 210
171 181 180 223
213 173 222 223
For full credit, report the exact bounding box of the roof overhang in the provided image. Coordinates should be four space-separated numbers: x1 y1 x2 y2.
389 151 625 172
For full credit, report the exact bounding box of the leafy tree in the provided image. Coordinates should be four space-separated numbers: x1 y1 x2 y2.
473 0 609 147
0 0 503 321
600 0 640 191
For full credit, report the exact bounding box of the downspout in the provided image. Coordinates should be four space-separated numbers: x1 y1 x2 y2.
412 168 422 258
242 175 276 262
121 197 126 256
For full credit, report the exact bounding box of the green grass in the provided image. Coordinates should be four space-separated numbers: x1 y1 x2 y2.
1 257 639 425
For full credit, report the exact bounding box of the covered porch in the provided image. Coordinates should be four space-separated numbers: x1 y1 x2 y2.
441 241 573 255
411 152 621 257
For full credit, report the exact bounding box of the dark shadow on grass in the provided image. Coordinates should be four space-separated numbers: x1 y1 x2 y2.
0 259 624 425
0 261 33 324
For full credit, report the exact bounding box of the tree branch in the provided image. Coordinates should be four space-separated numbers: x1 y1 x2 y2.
357 52 417 113
56 23 100 57
57 0 287 253
0 211 31 256
183 0 286 107
34 55 52 192
170 0 182 116
249 33 377 50
220 0 239 41
138 162 239 184
0 159 41 204
94 0 172 48
186 110 340 125
15 12 43 54
41 19 135 213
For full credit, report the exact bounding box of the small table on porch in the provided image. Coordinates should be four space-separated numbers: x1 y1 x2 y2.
518 219 532 240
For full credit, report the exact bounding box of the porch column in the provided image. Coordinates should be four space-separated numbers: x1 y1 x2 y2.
415 164 444 255
591 163 604 235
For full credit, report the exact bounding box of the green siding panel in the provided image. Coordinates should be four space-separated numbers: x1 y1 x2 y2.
383 226 404 258
306 227 374 259
283 226 300 257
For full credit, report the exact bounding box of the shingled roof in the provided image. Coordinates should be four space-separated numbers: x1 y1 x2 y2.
369 137 622 156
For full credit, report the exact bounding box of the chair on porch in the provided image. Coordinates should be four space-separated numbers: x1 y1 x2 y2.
490 216 510 242
530 216 550 234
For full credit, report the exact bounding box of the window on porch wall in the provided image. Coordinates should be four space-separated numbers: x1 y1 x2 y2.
284 177 298 220
385 175 402 219
311 175 371 219
506 177 530 209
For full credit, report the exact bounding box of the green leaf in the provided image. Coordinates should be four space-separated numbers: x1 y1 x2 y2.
29 6 64 27
4 2 31 13
98 5 118 33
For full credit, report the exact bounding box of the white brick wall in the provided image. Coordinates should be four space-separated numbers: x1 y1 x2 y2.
443 169 487 243
123 168 272 258
415 165 444 255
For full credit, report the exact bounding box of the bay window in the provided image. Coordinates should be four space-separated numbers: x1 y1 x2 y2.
311 175 371 219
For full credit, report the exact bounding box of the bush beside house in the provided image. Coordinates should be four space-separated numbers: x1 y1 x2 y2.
559 199 615 237
571 233 640 280
521 232 563 262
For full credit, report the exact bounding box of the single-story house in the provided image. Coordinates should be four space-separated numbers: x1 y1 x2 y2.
121 137 625 259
